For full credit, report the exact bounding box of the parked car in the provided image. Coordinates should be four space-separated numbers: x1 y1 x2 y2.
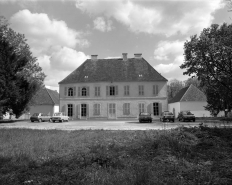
178 111 195 122
160 111 175 122
30 113 52 122
139 112 152 123
51 112 69 123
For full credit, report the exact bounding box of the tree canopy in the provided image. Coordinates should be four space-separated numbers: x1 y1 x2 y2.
0 17 45 118
180 23 232 115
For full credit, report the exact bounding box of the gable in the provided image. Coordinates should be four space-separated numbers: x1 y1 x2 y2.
168 86 189 104
59 58 167 84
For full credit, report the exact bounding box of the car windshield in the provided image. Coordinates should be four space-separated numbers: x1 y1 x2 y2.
140 113 150 116
32 113 39 116
54 113 62 116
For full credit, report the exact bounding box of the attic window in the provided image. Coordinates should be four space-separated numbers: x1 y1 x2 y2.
139 74 143 77
84 76 88 79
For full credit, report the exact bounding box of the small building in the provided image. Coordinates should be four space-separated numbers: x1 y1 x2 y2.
59 53 168 120
28 88 59 117
168 84 211 117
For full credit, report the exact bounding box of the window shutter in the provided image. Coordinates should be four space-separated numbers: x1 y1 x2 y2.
87 87 90 96
76 104 80 119
128 85 130 95
99 87 101 96
147 103 151 114
65 87 67 96
95 87 97 96
86 104 89 117
115 86 118 95
78 87 81 96
123 104 125 115
106 86 109 96
62 105 66 113
73 87 76 96
159 103 162 116
72 104 75 118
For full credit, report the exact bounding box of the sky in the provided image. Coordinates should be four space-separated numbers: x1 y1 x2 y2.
0 0 231 91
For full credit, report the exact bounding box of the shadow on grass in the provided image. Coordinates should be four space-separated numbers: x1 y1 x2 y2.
0 119 30 124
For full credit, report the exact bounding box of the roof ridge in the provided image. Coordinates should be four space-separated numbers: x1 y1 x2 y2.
45 88 55 105
180 85 191 102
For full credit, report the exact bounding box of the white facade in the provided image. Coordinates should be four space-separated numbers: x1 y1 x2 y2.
60 81 168 120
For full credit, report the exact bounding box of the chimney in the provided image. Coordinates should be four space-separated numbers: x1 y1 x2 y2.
122 53 127 61
134 53 142 58
91 55 98 61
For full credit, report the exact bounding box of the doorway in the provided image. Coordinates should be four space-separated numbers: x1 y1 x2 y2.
108 103 116 119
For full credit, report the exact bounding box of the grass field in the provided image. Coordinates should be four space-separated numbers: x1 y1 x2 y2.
0 126 232 184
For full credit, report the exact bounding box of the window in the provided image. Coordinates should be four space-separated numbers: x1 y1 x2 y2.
106 86 118 96
68 88 73 96
123 103 130 115
153 103 159 116
81 104 87 117
68 104 73 117
95 87 100 96
139 85 144 95
124 85 130 96
153 85 159 96
82 87 87 96
110 86 115 95
139 103 145 113
93 104 100 115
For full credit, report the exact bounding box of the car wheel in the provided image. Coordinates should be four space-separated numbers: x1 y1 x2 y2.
31 120 34 122
49 118 52 122
61 119 64 123
53 120 55 123
67 119 69 122
39 119 42 122
193 119 195 122
173 119 175 122
162 118 165 122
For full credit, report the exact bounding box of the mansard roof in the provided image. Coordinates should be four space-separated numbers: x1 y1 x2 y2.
59 57 167 84
169 84 207 104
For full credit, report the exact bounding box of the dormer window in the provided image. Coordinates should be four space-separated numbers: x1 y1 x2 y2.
139 74 143 77
84 76 88 79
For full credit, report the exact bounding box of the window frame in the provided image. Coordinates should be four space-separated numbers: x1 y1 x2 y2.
124 85 130 96
138 85 144 96
68 87 74 96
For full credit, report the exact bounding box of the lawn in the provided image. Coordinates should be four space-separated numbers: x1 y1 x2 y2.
0 126 232 184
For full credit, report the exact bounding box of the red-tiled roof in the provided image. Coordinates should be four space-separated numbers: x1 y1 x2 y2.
59 58 167 84
32 88 59 105
169 84 206 104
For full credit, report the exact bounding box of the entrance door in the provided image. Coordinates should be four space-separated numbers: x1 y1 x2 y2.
153 103 159 116
81 104 87 118
108 103 116 119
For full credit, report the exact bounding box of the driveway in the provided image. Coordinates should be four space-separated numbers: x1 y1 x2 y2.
0 119 205 130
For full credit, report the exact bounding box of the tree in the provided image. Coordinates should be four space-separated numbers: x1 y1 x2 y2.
167 79 184 101
180 23 232 115
184 77 205 93
0 17 45 118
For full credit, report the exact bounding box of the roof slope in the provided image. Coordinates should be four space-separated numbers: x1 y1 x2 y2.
32 88 59 105
169 84 206 104
59 58 167 84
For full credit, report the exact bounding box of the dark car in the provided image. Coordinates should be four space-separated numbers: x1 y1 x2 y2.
30 113 52 122
178 111 195 122
139 112 152 123
160 111 175 122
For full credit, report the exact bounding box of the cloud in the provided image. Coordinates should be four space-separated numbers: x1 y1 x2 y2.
76 0 224 36
9 9 90 87
154 40 184 61
36 47 90 86
9 9 89 56
93 17 113 32
154 41 187 81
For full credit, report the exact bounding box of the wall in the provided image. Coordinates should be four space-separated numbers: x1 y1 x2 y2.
29 105 54 116
168 102 180 118
180 101 211 117
60 81 167 119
